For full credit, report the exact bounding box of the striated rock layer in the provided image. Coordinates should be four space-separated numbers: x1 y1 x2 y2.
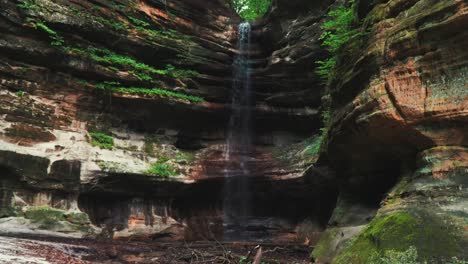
313 0 468 263
0 0 328 242
0 0 466 261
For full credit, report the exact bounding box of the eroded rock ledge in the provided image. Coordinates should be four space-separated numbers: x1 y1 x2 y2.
0 0 467 262
0 0 328 243
312 0 468 262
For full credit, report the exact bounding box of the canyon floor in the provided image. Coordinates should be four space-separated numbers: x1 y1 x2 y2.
0 235 311 264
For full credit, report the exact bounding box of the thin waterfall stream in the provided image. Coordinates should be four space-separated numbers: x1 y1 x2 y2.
223 22 253 240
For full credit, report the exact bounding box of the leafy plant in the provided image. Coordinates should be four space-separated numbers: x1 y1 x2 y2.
146 162 178 177
34 22 64 46
16 0 39 11
238 256 247 264
66 47 198 81
128 16 150 27
15 90 25 97
232 0 271 20
95 16 128 31
315 0 361 82
316 57 337 83
95 81 204 103
89 132 114 150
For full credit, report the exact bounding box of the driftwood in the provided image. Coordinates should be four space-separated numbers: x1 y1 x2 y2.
252 246 263 264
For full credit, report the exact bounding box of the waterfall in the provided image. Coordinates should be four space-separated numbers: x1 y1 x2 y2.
223 22 253 240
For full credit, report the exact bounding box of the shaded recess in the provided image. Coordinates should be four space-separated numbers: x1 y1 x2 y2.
78 173 339 241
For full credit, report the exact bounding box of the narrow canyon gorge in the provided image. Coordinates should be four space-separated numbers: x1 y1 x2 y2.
0 0 466 263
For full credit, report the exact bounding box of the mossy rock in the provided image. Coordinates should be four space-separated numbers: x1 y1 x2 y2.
333 210 464 264
24 206 66 229
65 212 90 225
312 225 367 263
23 206 94 234
0 206 19 218
312 228 340 261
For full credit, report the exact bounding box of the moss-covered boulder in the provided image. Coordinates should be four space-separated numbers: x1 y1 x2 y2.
333 210 465 263
22 206 95 235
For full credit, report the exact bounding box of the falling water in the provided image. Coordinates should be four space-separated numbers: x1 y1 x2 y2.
223 22 253 240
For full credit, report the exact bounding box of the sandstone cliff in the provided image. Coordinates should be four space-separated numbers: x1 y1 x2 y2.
0 0 466 262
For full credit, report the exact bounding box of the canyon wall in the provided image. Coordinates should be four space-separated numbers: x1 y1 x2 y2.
0 0 466 262
311 0 468 263
0 0 328 242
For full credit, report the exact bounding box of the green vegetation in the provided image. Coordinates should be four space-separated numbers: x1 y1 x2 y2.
16 0 39 11
231 0 271 20
311 228 339 261
146 162 178 177
66 47 198 81
94 16 128 32
369 246 419 264
64 212 90 225
33 22 64 46
95 81 204 102
316 0 360 82
140 28 192 43
24 206 65 229
128 16 150 27
334 211 462 264
447 258 468 264
304 135 323 156
306 108 331 157
23 206 92 233
89 132 114 150
368 247 468 264
76 79 89 86
15 90 25 97
0 206 19 218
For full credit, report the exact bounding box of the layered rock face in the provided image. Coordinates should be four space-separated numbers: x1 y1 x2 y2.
312 0 468 263
0 0 466 261
0 0 329 242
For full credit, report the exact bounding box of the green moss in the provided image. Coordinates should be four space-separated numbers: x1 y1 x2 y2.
95 16 128 31
89 132 114 150
304 135 324 157
334 236 378 264
368 246 419 264
0 206 19 218
333 211 462 264
24 206 65 229
312 228 340 261
95 81 204 102
175 151 196 164
65 212 90 225
96 160 128 173
146 162 178 177
23 206 93 233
